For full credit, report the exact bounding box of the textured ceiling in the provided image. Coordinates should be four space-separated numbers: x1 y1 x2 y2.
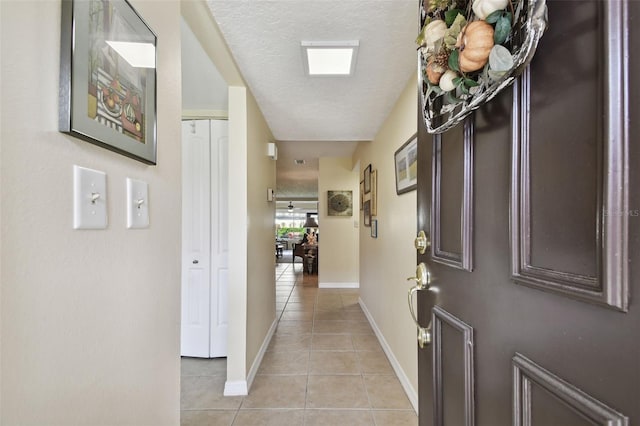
206 0 419 142
275 140 361 199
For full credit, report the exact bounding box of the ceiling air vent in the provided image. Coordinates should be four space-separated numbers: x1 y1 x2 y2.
294 159 306 165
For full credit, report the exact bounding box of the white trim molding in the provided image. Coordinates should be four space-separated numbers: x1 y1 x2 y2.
247 318 278 391
359 298 419 414
182 109 228 120
223 380 248 396
224 318 277 396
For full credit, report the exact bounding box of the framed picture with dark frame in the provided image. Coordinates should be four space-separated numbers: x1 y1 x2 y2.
363 164 372 194
394 133 418 194
371 219 378 238
59 0 158 164
360 180 364 210
363 199 371 227
371 169 377 216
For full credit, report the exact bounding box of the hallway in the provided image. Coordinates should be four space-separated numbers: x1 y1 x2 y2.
180 262 418 425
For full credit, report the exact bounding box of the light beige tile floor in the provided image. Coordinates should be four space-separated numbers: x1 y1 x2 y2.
181 261 418 425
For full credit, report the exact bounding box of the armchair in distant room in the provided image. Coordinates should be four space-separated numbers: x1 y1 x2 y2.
292 243 305 264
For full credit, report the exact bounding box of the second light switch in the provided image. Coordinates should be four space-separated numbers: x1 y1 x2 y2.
126 178 149 229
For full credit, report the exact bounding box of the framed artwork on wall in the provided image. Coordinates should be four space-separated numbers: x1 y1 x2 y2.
371 219 378 238
364 164 372 194
394 133 418 194
59 0 158 164
327 190 353 216
363 200 371 227
360 180 364 210
371 169 377 216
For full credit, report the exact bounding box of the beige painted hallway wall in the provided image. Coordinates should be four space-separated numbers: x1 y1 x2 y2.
1 0 182 423
318 157 360 287
183 2 276 394
354 73 419 408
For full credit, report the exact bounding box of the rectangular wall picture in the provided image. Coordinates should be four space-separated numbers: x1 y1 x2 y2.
395 133 418 194
59 0 158 164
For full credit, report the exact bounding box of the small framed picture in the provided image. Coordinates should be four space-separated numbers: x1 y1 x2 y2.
394 134 418 194
371 219 378 238
371 169 377 216
363 200 371 227
360 180 364 210
364 164 372 194
327 190 353 216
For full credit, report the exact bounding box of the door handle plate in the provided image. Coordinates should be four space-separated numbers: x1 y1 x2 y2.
407 262 432 348
407 262 430 289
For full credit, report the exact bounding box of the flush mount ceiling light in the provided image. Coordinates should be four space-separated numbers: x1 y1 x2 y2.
301 41 359 76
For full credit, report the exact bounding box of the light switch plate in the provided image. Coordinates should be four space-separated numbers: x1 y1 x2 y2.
126 178 149 229
73 165 107 229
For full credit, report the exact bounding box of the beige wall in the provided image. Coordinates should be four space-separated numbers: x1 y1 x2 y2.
183 3 276 393
1 0 182 423
318 157 360 286
245 91 277 372
353 73 418 406
227 86 249 387
225 86 277 391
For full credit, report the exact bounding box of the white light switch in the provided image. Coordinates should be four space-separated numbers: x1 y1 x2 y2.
126 178 149 229
73 165 107 229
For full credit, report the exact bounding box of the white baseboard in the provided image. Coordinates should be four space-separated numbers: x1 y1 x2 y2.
319 282 359 289
359 297 419 415
223 380 248 396
224 318 277 397
246 318 278 391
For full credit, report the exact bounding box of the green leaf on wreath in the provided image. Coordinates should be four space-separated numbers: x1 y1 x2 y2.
448 50 460 72
494 15 511 45
445 9 464 26
445 92 462 104
464 78 479 87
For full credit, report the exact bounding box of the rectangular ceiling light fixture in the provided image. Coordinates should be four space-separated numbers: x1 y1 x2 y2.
301 41 359 76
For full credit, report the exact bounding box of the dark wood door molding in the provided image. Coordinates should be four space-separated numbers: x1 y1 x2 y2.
432 306 475 426
510 1 629 311
431 117 474 271
513 353 629 425
417 2 639 424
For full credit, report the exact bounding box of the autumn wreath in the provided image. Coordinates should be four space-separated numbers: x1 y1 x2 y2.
418 0 548 133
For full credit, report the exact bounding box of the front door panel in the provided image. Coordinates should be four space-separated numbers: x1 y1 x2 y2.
416 1 639 424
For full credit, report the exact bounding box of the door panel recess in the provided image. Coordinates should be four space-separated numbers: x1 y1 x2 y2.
432 306 475 426
513 353 629 426
510 1 629 311
431 116 474 271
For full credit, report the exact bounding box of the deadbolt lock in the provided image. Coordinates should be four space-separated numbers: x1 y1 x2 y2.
414 230 430 255
417 326 431 348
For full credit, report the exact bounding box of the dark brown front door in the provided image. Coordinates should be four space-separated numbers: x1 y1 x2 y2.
415 1 639 425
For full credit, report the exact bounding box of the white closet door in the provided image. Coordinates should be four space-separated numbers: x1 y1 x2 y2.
209 119 228 357
180 120 212 357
